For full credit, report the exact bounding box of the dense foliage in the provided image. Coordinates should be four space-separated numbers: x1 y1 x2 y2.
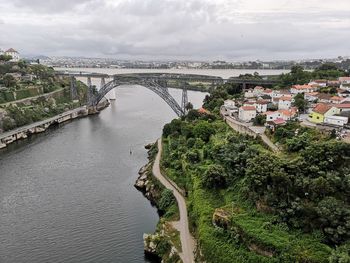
278 64 346 87
161 103 350 261
0 61 88 131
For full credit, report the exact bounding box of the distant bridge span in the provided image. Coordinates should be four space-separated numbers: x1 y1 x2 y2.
56 71 278 116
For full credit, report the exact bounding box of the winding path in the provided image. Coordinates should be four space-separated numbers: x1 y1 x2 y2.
152 139 195 263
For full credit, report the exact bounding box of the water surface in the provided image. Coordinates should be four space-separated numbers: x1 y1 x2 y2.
0 87 206 263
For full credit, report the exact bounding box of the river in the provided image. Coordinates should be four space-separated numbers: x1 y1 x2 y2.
0 68 288 263
0 86 206 263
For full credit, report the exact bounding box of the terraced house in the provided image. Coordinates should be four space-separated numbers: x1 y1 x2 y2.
308 103 339 123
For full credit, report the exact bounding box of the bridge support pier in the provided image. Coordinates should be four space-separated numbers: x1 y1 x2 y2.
181 87 188 116
100 77 106 91
70 76 78 100
87 76 94 106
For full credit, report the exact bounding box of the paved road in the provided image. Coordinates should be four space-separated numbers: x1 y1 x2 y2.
152 139 195 263
0 106 86 140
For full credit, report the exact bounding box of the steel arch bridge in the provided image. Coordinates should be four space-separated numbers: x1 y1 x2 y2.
57 71 278 117
60 72 225 117
92 76 185 116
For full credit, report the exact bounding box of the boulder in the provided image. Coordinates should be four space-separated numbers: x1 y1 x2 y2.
212 208 231 229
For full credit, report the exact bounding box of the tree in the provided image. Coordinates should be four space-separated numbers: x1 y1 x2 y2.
185 102 193 111
252 114 266 126
2 74 16 87
158 189 176 211
202 164 227 189
193 121 215 142
0 55 12 62
329 243 350 263
293 93 307 113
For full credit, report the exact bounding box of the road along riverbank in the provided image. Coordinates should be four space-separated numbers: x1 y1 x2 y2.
135 139 195 263
0 99 109 149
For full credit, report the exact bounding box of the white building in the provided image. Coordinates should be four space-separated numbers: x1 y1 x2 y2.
290 84 317 94
5 48 20 62
278 96 292 110
308 80 327 88
0 48 4 55
265 111 282 121
324 115 348 127
224 100 236 109
223 100 238 115
265 109 297 121
304 92 319 102
244 89 255 98
256 100 269 113
238 106 256 122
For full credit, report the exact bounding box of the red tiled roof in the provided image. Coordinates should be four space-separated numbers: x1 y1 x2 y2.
273 118 286 125
292 84 313 90
198 107 210 114
305 92 319 96
331 96 342 101
339 77 350 82
278 108 297 117
241 106 256 111
256 99 269 105
316 93 332 100
313 103 332 114
5 48 18 53
265 111 279 116
336 104 350 109
279 96 292 101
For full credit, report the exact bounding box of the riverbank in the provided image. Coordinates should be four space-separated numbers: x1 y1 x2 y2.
135 142 187 263
0 99 110 149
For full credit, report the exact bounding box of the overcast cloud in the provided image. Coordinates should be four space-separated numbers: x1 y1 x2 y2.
0 0 349 60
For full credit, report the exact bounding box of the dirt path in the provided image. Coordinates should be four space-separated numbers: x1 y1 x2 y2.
152 139 195 263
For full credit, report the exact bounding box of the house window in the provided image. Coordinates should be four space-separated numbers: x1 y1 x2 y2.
317 116 319 119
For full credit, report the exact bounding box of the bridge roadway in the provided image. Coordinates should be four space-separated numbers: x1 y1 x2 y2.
55 71 278 85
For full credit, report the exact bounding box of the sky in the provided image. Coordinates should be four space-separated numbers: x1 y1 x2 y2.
0 0 349 61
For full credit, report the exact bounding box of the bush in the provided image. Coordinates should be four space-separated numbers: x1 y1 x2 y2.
201 164 227 189
158 189 176 212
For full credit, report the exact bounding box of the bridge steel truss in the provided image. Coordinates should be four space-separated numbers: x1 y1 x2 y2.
62 71 279 117
92 76 186 117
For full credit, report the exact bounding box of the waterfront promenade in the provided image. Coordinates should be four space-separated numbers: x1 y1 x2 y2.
0 106 87 148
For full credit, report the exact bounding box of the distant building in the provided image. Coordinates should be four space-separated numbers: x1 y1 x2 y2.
290 84 317 94
308 80 328 88
308 103 339 123
255 100 269 113
223 100 238 115
324 115 348 127
278 96 292 110
5 48 20 62
0 48 4 55
238 106 256 122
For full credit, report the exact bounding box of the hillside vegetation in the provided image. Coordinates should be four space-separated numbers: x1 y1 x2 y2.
160 89 350 262
0 59 87 132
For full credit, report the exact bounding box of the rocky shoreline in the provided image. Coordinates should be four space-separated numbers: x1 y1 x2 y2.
134 143 182 263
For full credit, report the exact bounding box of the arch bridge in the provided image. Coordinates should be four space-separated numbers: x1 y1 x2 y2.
56 71 278 117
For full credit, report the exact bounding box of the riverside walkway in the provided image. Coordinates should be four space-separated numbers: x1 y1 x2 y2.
152 139 195 263
0 106 87 147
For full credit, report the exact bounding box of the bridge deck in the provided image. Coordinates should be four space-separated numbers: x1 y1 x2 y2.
55 71 278 84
